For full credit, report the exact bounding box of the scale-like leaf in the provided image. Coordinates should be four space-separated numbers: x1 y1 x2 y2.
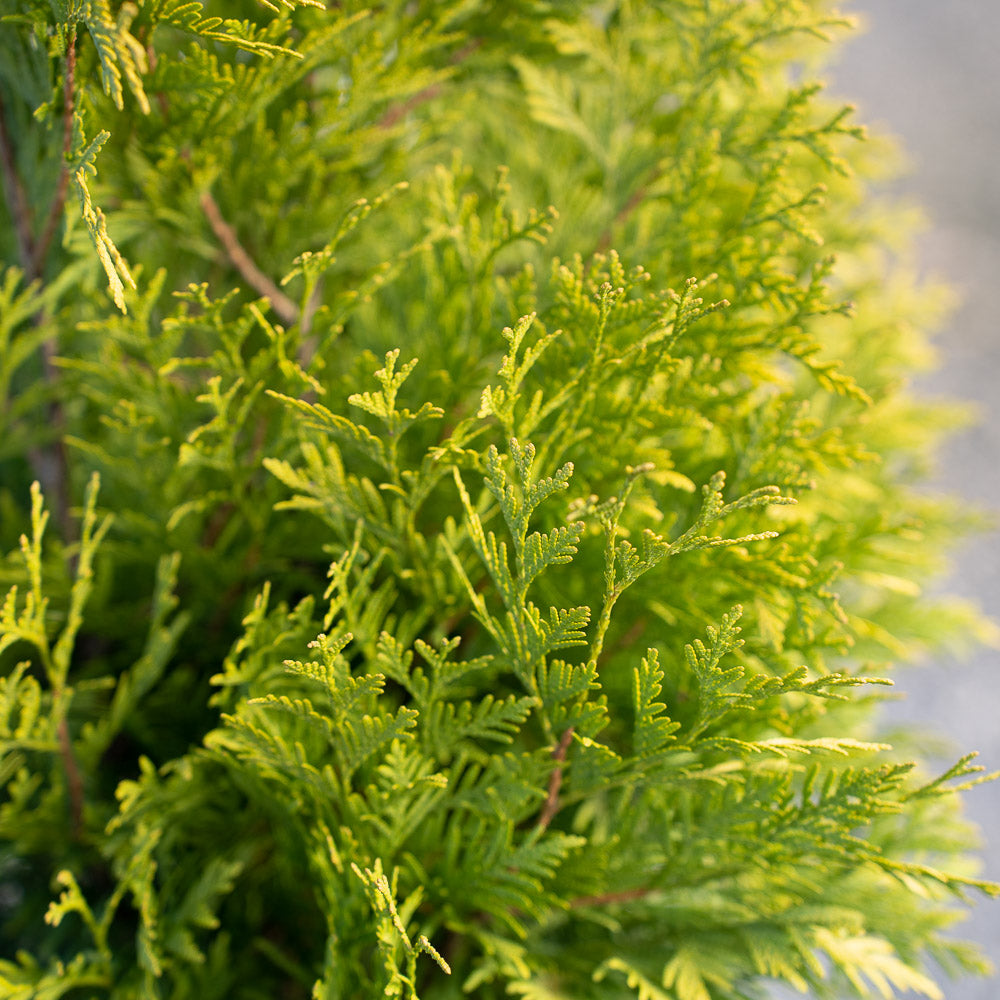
632 650 681 759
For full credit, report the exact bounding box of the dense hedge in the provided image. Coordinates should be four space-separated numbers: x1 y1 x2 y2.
0 3 995 998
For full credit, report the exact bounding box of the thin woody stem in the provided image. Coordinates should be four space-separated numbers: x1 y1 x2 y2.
38 29 77 547
0 92 35 271
3 29 78 548
4 30 86 834
169 71 296 327
537 726 575 832
30 32 77 281
377 84 443 130
594 165 664 255
0 29 77 285
376 39 482 130
58 715 85 836
199 188 299 325
54 32 84 831
570 887 654 908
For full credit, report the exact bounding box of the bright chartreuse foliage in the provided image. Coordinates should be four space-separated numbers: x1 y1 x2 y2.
0 2 996 998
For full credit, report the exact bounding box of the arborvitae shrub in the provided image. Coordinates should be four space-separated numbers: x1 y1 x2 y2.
0 2 996 997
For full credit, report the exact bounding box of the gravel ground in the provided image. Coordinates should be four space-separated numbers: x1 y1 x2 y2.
829 4 1000 997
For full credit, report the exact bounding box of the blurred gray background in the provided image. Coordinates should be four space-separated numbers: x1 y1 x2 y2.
829 3 1000 997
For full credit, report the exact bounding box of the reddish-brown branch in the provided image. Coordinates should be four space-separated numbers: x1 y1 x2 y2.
0 28 77 281
199 189 299 326
537 726 575 832
51 33 81 806
57 715 85 837
3 31 78 546
37 31 77 547
377 84 443 130
376 39 481 130
30 31 76 281
594 166 664 255
570 887 655 909
0 92 35 271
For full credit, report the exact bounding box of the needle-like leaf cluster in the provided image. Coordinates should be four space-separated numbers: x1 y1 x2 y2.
0 2 995 999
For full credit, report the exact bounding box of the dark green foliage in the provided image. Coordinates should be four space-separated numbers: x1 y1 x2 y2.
0 1 996 998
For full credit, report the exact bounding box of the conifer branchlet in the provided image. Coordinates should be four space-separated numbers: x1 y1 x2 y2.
0 3 995 999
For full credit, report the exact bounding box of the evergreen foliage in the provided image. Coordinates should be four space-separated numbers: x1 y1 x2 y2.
0 1 996 998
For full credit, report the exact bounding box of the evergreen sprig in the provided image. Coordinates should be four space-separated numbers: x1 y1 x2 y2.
0 2 995 999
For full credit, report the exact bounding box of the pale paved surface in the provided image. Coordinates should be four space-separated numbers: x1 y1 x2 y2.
826 4 1000 998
